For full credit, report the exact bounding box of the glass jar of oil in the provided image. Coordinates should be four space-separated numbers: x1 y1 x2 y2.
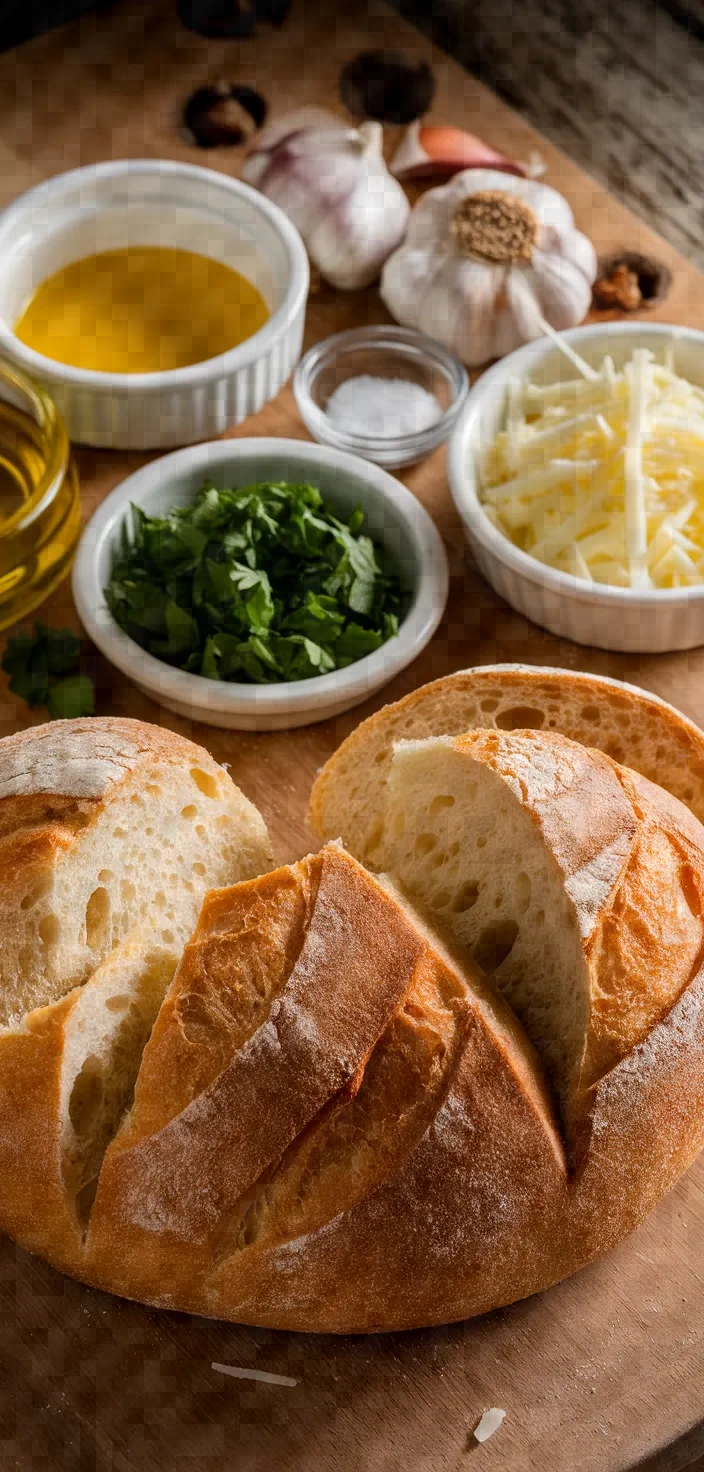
0 360 80 631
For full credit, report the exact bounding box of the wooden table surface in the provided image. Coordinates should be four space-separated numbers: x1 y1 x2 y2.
1 3 704 1470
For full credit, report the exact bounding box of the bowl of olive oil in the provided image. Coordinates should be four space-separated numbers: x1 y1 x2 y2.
0 160 309 450
0 360 80 630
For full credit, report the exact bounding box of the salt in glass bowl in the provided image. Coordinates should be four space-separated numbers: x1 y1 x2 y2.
293 325 468 469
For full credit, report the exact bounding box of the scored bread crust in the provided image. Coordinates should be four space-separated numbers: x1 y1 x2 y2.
84 848 428 1304
0 717 272 1277
2 711 704 1333
201 959 704 1333
309 665 704 865
69 845 571 1326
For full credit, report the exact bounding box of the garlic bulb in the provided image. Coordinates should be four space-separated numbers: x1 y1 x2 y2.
243 109 410 291
380 170 597 366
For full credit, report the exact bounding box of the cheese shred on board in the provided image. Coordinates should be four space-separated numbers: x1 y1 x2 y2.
478 346 704 589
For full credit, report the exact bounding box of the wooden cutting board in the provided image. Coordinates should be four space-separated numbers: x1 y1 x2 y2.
1 3 703 1469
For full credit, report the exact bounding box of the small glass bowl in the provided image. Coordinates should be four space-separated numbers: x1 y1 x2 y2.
0 359 80 631
293 325 469 469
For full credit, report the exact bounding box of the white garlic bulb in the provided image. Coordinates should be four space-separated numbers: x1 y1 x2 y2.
243 109 410 291
380 169 597 366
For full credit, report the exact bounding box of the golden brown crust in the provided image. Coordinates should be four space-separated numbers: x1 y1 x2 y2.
584 766 704 1085
109 863 317 1142
0 994 83 1273
0 716 221 803
83 849 427 1304
203 1004 571 1332
453 728 638 941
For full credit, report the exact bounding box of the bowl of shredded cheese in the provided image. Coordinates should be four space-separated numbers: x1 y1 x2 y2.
447 322 704 653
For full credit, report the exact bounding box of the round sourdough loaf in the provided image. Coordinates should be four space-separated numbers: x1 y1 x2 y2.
1 705 704 1333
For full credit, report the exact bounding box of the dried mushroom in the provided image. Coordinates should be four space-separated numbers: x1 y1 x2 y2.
593 251 672 312
339 50 435 125
183 83 267 148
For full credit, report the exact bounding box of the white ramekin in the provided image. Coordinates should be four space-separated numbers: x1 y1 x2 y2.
448 321 704 654
72 437 449 731
0 159 309 451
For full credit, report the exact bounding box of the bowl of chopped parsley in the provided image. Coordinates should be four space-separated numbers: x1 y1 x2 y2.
72 439 448 729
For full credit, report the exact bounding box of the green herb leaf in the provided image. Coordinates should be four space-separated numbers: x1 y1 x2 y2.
334 622 384 667
2 624 95 718
46 674 95 720
104 479 407 686
200 635 222 680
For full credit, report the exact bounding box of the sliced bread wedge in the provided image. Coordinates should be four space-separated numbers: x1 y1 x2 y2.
375 730 704 1146
310 664 704 866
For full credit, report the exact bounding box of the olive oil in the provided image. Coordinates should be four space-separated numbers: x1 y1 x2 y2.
14 246 270 375
0 367 80 630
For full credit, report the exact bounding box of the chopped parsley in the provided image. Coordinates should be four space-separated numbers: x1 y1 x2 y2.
104 479 406 684
2 622 95 719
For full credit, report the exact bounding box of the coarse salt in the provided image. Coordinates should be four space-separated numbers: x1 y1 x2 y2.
473 1407 506 1443
325 375 442 439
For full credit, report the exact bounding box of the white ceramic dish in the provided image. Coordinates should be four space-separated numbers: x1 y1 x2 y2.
447 321 704 653
0 159 309 451
72 437 449 730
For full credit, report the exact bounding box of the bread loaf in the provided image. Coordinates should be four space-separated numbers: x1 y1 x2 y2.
1 704 704 1333
310 664 704 866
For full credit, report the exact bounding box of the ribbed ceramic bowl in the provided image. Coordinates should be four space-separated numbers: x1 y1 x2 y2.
72 437 449 730
0 160 309 451
448 321 704 654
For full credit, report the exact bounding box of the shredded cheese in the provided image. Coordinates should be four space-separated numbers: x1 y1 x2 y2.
623 348 651 587
212 1363 298 1387
478 344 704 589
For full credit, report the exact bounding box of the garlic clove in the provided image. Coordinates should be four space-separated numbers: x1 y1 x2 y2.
403 182 457 252
244 127 364 227
529 248 595 327
312 165 410 290
391 120 527 180
505 267 546 343
418 257 502 367
545 226 598 284
381 243 446 327
244 107 410 291
242 108 355 188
